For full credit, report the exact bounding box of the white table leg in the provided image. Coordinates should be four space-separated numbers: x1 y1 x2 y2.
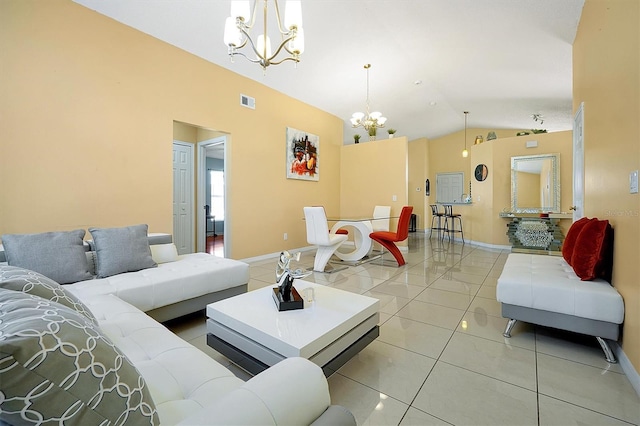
330 221 373 261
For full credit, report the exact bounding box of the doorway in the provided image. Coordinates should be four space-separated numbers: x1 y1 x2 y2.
173 121 229 257
197 136 227 256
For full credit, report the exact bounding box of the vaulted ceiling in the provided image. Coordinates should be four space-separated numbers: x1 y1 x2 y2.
73 0 584 143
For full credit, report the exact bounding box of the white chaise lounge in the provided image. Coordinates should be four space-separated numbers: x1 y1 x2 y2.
496 217 624 363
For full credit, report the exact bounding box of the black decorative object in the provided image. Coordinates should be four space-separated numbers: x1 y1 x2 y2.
273 250 311 311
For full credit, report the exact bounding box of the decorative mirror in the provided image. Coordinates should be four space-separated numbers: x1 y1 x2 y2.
511 153 560 213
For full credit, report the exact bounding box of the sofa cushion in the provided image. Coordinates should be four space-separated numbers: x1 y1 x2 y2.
0 288 158 426
150 243 179 264
0 265 97 324
561 217 590 265
571 218 613 281
496 253 624 324
81 293 244 425
1 229 92 284
65 253 249 313
89 224 157 278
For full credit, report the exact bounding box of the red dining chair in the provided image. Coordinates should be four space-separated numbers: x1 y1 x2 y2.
369 206 413 266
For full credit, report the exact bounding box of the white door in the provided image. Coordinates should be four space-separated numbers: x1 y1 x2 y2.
173 142 194 254
573 102 585 221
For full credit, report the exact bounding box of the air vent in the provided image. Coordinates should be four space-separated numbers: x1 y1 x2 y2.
240 94 255 109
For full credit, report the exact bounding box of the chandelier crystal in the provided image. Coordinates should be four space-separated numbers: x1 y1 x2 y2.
224 0 304 72
350 64 387 131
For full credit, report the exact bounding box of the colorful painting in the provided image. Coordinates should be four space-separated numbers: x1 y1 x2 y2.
286 127 319 181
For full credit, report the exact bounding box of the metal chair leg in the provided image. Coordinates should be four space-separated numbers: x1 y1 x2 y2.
503 319 517 338
596 337 617 363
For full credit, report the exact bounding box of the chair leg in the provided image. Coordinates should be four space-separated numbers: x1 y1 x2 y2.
376 239 406 266
457 217 464 243
596 337 617 363
312 245 344 272
503 319 517 338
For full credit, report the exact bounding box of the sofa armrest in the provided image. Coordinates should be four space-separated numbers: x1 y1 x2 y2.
177 357 341 426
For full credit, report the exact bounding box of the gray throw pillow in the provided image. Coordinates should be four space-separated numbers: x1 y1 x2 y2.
89 224 157 278
0 288 159 425
0 265 98 324
1 229 92 284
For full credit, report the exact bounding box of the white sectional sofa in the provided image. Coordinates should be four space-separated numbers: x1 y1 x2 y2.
0 230 249 322
0 226 356 425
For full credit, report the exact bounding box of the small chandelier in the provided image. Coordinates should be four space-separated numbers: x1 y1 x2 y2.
462 111 469 158
223 1 304 72
350 64 387 131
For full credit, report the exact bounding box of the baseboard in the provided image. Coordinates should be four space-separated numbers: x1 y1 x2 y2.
613 341 640 398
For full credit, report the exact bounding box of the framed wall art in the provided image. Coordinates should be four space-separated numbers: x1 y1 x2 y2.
286 127 319 181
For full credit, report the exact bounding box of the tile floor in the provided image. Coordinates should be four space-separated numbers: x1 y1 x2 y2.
167 233 640 426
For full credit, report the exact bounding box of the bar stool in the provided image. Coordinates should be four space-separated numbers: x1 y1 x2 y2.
429 204 446 239
443 204 464 243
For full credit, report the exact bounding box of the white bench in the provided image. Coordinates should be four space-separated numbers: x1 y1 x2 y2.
497 253 624 363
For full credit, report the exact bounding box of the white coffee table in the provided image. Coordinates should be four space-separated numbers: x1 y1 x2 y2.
206 280 379 376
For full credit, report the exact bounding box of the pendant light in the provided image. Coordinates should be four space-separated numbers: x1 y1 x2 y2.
462 111 469 158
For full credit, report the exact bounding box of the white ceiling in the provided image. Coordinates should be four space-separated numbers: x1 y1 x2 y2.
73 0 584 143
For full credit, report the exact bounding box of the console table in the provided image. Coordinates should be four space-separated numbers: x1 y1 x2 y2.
499 213 572 253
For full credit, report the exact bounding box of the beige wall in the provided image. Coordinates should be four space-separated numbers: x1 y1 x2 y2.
485 132 573 245
408 138 428 229
0 0 343 260
340 137 409 245
423 130 572 246
574 0 640 372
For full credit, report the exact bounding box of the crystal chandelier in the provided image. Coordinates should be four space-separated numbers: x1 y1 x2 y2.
350 64 387 131
223 1 304 72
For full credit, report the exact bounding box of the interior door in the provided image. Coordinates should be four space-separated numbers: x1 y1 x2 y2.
572 102 585 221
173 141 194 254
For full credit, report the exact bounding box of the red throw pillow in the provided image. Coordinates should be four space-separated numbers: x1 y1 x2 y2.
571 218 613 281
562 217 591 265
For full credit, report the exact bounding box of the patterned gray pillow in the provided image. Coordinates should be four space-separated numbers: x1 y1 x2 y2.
1 229 92 284
89 225 157 278
0 265 97 325
0 288 159 425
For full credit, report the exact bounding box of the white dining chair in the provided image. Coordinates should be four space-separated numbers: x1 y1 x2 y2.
303 206 348 272
370 205 391 253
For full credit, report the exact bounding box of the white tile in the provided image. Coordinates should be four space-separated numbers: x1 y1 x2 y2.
440 332 537 390
399 407 451 426
476 284 498 299
378 316 453 359
414 287 473 311
456 309 536 351
535 327 624 373
396 299 466 330
428 277 480 297
538 394 634 426
361 290 411 315
413 362 538 426
391 269 441 286
537 353 640 424
467 294 502 317
327 374 409 426
370 281 426 299
337 340 436 404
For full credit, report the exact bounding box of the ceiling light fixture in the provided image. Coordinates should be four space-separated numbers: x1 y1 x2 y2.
462 111 469 158
351 64 387 131
223 0 304 72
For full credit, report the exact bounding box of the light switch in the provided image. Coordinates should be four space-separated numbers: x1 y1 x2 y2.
392 195 397 202
630 170 639 194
